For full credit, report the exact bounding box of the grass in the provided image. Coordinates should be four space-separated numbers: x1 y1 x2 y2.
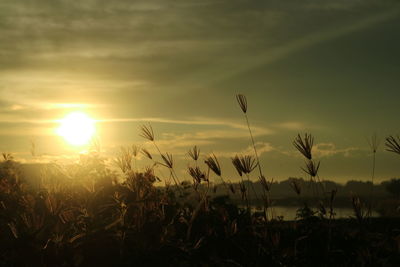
0 95 399 266
1 157 399 266
367 133 380 217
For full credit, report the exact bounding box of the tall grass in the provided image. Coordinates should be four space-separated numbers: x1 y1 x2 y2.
1 97 400 266
293 133 324 198
367 133 380 217
236 94 272 219
140 123 181 189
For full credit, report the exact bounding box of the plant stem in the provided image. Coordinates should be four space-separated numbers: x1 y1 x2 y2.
244 114 263 178
368 151 376 217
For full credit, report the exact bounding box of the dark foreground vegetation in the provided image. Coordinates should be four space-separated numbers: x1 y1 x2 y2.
0 154 400 267
1 95 400 266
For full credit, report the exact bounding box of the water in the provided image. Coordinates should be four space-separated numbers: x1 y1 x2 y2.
252 206 380 221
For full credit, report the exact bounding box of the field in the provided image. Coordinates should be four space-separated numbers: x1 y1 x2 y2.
1 156 400 266
1 97 400 266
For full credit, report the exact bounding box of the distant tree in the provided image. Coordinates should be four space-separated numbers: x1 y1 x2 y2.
385 178 400 198
344 180 373 195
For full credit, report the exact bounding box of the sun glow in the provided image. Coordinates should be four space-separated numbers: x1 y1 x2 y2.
56 112 96 146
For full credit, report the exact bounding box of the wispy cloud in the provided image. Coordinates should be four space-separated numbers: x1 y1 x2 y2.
274 122 308 131
100 117 273 136
313 143 360 158
206 4 400 84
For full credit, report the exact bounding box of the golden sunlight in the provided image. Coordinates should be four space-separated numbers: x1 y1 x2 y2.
56 112 96 146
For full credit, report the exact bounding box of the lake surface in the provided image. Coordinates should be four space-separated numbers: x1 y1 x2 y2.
252 206 380 221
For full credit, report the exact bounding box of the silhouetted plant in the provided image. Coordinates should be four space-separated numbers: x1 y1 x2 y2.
231 155 244 177
140 123 155 141
188 166 207 192
386 135 400 155
161 153 174 169
141 148 152 160
239 155 258 174
115 146 133 173
0 151 399 266
301 160 320 178
290 179 302 196
205 154 221 176
139 123 181 188
351 195 366 224
293 133 313 160
367 133 380 216
294 133 325 200
235 94 265 183
2 152 13 161
205 154 230 194
236 94 247 113
188 146 200 161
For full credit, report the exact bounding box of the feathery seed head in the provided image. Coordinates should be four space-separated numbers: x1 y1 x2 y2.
116 147 132 173
289 179 301 195
140 124 155 141
385 135 400 155
161 153 173 169
239 155 258 174
236 94 247 113
301 160 320 177
2 153 13 161
141 148 152 160
293 133 314 160
367 133 380 153
205 154 221 176
231 155 243 177
188 146 200 161
188 166 206 184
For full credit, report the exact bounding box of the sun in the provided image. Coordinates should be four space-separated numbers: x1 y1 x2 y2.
56 112 96 146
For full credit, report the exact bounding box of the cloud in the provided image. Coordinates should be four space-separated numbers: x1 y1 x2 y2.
240 142 275 156
305 0 368 11
204 3 400 84
100 117 272 136
274 122 307 131
206 142 275 159
138 129 270 156
313 143 360 158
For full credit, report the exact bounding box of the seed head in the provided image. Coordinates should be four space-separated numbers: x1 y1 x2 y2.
239 155 258 174
205 154 221 176
293 133 314 160
367 133 380 153
188 166 206 184
236 94 247 113
289 179 301 195
141 148 152 160
301 160 320 177
231 155 243 177
385 135 400 155
140 124 155 141
188 146 200 161
161 153 173 169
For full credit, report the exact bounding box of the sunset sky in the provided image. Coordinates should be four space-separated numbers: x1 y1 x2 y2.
1 0 400 183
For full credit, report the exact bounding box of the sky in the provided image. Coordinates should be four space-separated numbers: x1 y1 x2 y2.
1 0 400 183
